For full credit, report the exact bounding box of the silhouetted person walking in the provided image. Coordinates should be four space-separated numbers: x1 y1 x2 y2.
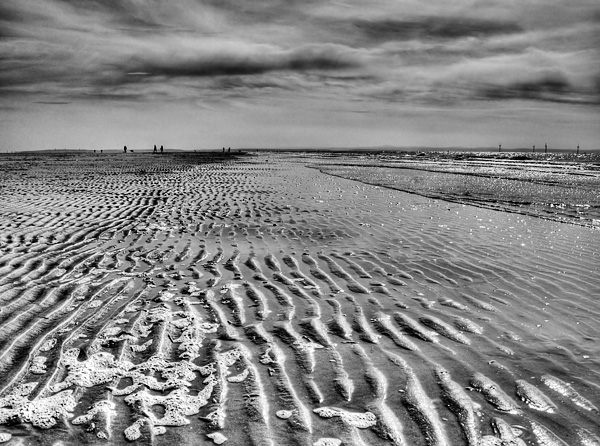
160 145 163 154
124 145 127 153
153 145 157 154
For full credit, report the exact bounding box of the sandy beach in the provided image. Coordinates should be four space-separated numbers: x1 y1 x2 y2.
0 151 598 445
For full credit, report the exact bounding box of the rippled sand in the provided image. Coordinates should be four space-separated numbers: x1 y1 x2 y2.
0 151 598 445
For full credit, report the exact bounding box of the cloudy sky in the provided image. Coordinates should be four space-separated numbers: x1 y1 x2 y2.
1 0 598 151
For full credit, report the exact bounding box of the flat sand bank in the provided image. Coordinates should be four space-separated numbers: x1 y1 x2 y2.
303 151 600 227
0 152 598 445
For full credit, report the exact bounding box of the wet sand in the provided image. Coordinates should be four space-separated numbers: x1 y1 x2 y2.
0 151 598 445
307 151 600 228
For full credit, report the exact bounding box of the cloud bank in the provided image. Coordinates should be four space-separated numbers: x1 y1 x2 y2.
0 0 598 150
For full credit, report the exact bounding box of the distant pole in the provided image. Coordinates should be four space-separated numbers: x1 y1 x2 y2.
545 143 547 154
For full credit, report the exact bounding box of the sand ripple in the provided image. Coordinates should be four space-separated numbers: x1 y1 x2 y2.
0 151 598 445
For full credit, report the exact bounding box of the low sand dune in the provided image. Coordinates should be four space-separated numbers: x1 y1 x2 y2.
0 151 598 445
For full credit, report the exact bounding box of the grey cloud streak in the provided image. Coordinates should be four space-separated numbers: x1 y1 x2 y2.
479 76 599 105
353 17 523 42
125 44 364 78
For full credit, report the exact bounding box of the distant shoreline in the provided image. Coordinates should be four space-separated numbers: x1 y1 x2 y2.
2 146 598 155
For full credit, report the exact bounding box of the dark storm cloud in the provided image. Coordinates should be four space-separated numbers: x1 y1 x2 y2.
479 73 599 104
127 44 363 78
353 17 523 42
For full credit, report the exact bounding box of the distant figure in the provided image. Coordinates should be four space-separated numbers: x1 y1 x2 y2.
577 145 580 155
160 145 163 154
532 145 535 153
124 145 127 153
153 145 157 154
499 144 501 152
228 147 231 153
101 149 103 153
223 147 225 153
545 143 547 153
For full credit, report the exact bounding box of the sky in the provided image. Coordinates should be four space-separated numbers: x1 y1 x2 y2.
0 0 599 152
